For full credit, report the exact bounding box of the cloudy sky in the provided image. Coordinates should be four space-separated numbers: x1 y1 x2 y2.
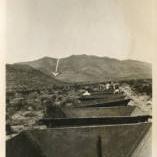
6 0 153 63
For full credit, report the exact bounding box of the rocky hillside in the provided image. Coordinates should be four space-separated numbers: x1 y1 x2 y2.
6 64 63 91
17 55 152 82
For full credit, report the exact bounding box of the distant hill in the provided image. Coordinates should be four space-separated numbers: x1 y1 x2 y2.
17 55 152 82
6 64 63 91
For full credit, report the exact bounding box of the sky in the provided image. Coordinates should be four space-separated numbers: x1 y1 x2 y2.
6 0 153 63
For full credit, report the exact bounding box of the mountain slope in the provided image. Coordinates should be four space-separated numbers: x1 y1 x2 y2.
17 55 152 82
6 64 63 91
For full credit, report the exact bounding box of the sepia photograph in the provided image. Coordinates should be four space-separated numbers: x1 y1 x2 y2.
3 0 154 156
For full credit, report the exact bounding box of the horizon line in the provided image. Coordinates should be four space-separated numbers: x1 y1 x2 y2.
6 54 152 64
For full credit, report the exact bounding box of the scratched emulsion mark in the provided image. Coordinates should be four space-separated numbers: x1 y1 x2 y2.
52 58 60 77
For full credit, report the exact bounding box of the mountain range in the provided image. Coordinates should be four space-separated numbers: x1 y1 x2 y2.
16 55 152 82
6 64 62 91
